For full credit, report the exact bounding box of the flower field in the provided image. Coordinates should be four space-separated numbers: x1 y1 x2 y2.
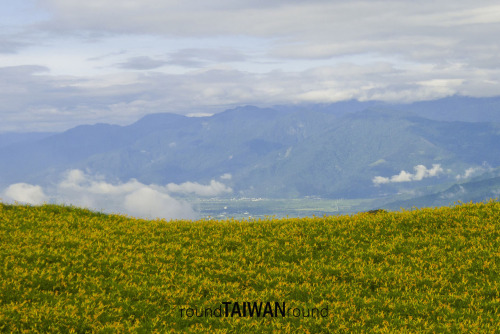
0 201 499 333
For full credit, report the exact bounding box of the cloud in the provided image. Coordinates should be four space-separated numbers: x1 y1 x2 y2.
166 48 247 68
186 112 214 118
35 1 500 66
55 169 199 219
38 0 334 36
1 169 235 220
2 1 500 132
123 188 196 220
114 49 246 70
34 1 485 38
165 180 232 197
373 164 443 185
220 173 232 180
455 163 492 180
3 183 48 205
116 56 168 70
0 37 26 54
456 167 481 180
0 66 162 132
413 164 443 180
2 59 500 132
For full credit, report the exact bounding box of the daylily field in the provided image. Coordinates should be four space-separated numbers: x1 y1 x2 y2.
0 201 499 333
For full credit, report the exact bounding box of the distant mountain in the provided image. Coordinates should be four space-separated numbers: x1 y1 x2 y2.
1 96 500 201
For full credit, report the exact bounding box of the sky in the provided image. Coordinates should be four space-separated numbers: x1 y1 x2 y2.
1 0 500 132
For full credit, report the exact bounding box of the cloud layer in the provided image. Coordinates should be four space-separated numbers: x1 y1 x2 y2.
1 169 232 220
373 164 443 185
1 1 500 131
33 0 500 73
3 60 499 132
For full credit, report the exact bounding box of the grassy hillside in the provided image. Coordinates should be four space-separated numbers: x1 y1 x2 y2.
1 201 499 333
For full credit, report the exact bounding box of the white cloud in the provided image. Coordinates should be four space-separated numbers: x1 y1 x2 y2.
389 170 414 183
0 169 235 220
413 164 443 180
123 188 196 220
3 183 48 205
55 169 199 219
373 164 443 185
165 180 232 197
456 167 480 180
455 164 492 180
186 112 214 118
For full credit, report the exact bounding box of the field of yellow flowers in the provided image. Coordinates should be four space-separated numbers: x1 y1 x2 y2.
1 201 499 333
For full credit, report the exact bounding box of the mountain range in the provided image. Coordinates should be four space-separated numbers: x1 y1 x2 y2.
1 96 500 212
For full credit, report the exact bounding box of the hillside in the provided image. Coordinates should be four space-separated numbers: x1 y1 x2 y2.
1 201 499 332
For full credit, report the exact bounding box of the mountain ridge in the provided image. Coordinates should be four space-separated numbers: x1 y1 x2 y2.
1 96 499 207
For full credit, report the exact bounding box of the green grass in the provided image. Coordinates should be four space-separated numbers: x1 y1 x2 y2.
1 201 499 333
